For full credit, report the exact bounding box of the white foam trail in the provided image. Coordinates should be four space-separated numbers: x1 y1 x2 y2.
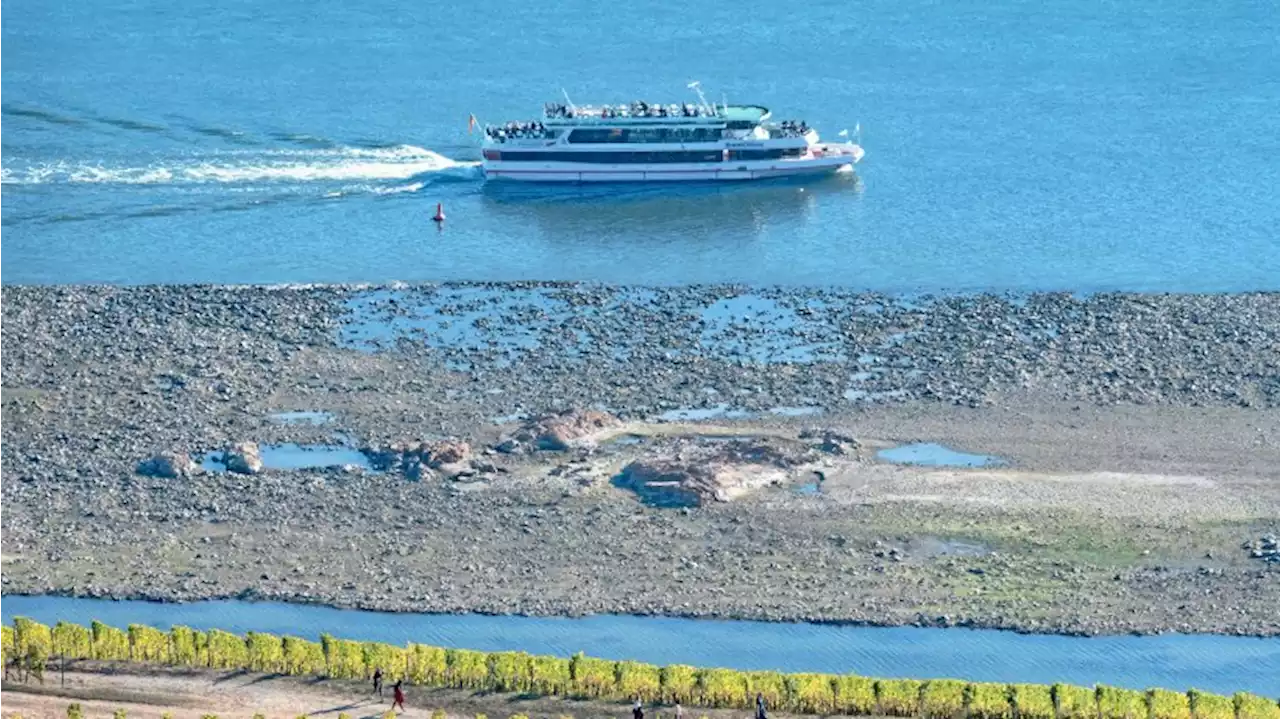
1 145 479 186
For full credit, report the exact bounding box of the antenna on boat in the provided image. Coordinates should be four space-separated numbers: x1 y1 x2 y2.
561 88 577 113
687 81 711 114
722 92 728 114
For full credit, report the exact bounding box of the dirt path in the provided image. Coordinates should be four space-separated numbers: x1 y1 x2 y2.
0 666 759 719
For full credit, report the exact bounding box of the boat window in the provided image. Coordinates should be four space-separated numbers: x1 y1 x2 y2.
495 150 726 164
567 127 723 144
726 148 796 161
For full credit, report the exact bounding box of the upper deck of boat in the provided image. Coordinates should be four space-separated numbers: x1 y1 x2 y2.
541 103 770 127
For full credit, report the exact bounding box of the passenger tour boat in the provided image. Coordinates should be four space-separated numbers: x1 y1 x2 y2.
474 85 864 183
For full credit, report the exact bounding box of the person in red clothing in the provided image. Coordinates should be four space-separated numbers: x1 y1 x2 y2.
392 679 406 711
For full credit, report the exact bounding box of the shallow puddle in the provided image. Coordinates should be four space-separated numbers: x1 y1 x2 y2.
877 442 1005 468
269 410 334 425
202 443 373 472
769 406 822 417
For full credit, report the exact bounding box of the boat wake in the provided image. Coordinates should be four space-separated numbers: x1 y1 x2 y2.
1 145 481 188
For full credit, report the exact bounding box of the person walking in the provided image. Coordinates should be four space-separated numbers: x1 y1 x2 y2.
372 667 384 699
392 679 407 712
756 692 768 719
633 698 645 719
675 701 685 719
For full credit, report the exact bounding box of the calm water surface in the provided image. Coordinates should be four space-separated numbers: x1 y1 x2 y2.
4 0 1278 289
3 597 1278 695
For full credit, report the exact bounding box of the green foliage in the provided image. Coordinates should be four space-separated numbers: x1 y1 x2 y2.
169 626 201 666
52 622 93 660
921 679 967 719
255 714 268 719
283 636 326 676
91 620 130 661
1188 690 1235 719
164 713 175 719
1235 693 1280 719
113 710 127 719
877 679 923 717
1054 683 1098 719
13 617 52 669
408 643 448 685
489 650 533 692
660 664 698 703
66 703 84 719
1098 684 1148 719
832 674 877 715
322 637 366 680
1018 684 1060 719
570 652 617 698
446 647 490 689
1147 689 1191 719
968 683 1014 719
785 673 836 714
696 667 748 708
363 641 408 681
2 625 14 667
201 714 220 719
476 714 489 719
245 631 285 673
206 629 249 670
509 714 530 719
128 623 169 663
747 670 787 712
616 660 662 702
432 710 448 719
530 654 572 695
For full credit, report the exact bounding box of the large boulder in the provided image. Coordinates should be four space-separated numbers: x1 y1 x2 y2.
617 457 789 507
224 441 264 475
136 451 201 479
421 439 471 468
500 409 621 452
615 437 809 507
361 438 472 477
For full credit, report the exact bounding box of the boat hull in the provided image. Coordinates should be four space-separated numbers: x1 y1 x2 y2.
482 152 860 183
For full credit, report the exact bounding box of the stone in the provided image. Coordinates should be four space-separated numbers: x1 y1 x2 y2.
514 409 621 451
136 451 201 478
421 439 471 468
224 441 264 475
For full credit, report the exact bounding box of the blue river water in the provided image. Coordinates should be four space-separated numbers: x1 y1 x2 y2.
2 597 1277 695
4 0 1279 290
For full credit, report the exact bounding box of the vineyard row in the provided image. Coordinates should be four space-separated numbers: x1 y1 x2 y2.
4 617 1278 719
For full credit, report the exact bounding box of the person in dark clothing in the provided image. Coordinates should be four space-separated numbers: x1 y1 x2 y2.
392 679 406 711
372 667 383 698
756 692 768 719
632 699 645 719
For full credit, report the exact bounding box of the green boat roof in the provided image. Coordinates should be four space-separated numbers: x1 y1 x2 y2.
721 105 771 122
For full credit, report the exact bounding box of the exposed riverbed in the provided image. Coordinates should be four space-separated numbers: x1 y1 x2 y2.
2 284 1278 637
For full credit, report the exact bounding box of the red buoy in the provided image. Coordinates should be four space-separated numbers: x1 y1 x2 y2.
432 202 446 222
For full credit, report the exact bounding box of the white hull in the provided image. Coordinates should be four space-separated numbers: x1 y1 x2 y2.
483 152 860 183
